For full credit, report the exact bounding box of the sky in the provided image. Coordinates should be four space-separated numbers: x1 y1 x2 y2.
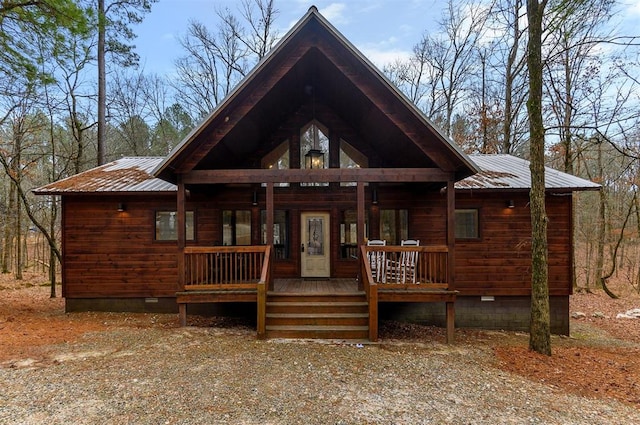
133 0 640 78
133 0 448 76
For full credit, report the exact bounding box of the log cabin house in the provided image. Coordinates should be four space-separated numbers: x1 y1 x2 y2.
35 7 599 341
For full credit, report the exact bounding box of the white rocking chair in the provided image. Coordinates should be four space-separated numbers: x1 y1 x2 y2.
385 239 420 283
366 239 386 283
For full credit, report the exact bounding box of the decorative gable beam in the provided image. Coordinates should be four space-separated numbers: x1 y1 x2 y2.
182 168 452 184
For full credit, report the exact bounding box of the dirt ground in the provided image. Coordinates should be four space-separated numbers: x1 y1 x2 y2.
1 272 639 411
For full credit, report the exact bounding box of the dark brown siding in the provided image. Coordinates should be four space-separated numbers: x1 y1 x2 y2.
454 192 572 297
61 187 573 299
63 195 180 298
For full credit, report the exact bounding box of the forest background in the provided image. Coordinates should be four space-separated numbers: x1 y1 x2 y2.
1 0 639 301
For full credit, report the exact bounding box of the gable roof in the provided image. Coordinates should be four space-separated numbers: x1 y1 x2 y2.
34 154 599 195
153 6 479 183
33 157 175 195
456 154 600 192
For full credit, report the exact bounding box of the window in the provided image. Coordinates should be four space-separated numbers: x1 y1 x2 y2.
380 209 408 245
339 140 368 187
155 211 195 241
300 121 329 187
261 210 290 259
261 140 290 187
223 210 251 245
340 210 368 259
455 209 479 239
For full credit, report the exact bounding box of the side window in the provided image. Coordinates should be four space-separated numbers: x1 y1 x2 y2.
223 210 251 245
340 210 370 259
261 210 290 259
155 211 195 241
455 209 479 239
380 209 408 245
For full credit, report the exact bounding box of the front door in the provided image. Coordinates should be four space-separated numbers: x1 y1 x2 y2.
301 212 330 278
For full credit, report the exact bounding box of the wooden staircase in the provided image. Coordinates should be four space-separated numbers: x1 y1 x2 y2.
265 291 369 340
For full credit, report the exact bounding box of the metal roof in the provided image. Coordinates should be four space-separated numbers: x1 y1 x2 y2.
33 157 174 194
33 154 600 195
457 154 600 192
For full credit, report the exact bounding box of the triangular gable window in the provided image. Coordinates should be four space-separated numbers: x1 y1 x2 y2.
261 140 290 187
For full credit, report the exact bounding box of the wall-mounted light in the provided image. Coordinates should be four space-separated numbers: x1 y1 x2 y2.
508 200 515 209
117 202 126 212
252 190 258 206
372 189 378 205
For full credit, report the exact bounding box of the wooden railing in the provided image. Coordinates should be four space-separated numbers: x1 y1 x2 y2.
182 246 271 338
183 246 269 290
361 244 451 342
362 245 449 287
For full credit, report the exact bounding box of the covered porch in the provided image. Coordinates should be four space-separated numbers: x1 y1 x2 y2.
176 244 457 342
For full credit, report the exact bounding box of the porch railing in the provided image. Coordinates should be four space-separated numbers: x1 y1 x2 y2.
361 244 450 341
182 245 271 338
362 245 449 287
183 246 270 290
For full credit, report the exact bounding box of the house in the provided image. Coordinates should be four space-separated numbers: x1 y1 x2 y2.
34 7 599 341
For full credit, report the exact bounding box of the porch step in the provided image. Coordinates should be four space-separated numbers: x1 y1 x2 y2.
265 325 369 339
265 292 369 340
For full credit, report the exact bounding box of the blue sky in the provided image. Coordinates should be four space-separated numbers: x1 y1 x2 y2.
134 0 640 77
134 0 447 75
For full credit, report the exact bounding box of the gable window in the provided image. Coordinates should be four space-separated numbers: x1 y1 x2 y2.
155 211 195 241
300 121 329 186
380 209 408 245
455 209 479 239
223 210 251 245
340 140 368 187
262 140 290 187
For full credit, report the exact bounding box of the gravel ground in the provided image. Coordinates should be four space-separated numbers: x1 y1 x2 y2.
1 323 639 425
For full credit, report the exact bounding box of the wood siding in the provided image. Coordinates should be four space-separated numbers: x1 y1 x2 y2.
61 187 573 299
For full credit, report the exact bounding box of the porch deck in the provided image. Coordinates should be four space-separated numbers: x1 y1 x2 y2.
272 278 359 294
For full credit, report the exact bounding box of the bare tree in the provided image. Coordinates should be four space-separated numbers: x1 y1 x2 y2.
97 0 156 165
172 0 279 120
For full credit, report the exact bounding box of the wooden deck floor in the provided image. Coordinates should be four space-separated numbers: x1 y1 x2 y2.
272 278 359 293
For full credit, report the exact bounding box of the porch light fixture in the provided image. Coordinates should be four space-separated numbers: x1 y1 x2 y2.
508 200 515 209
305 148 325 169
372 189 379 205
117 202 125 212
252 190 258 206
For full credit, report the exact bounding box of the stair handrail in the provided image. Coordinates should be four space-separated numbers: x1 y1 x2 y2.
257 245 272 339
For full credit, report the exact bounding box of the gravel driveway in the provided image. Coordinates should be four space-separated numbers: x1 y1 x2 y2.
1 323 637 425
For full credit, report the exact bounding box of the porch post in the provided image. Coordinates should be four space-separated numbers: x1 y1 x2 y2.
266 182 274 290
177 175 186 326
357 181 365 290
446 178 456 342
446 179 455 290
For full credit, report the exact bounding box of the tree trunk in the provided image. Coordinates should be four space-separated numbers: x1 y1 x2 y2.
97 0 106 165
595 139 605 291
527 0 551 356
2 183 14 274
49 197 58 298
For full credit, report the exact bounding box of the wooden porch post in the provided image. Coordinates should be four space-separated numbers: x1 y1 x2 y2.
265 182 274 290
357 181 365 289
446 178 456 342
177 175 187 326
446 179 455 290
357 182 365 245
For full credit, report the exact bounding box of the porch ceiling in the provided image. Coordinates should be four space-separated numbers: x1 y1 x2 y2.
193 48 440 171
